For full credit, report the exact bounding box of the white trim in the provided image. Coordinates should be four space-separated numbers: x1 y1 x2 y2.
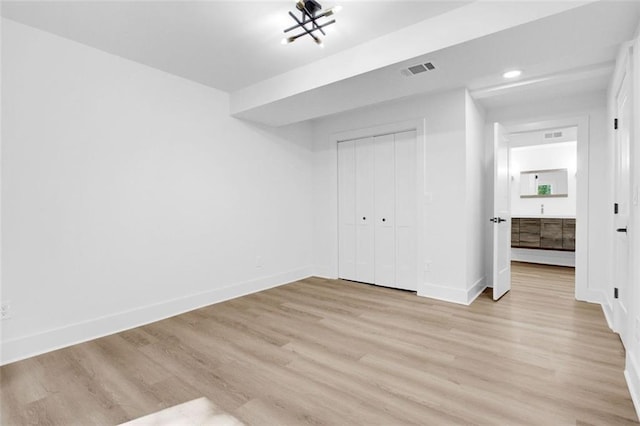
602 300 614 330
418 282 468 305
625 353 640 422
0 267 313 366
503 116 589 303
467 276 487 304
418 276 486 306
330 118 426 291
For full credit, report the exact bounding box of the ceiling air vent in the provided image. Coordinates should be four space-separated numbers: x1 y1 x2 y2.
401 62 436 77
544 131 564 139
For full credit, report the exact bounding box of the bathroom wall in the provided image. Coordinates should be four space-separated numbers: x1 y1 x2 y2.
510 141 577 217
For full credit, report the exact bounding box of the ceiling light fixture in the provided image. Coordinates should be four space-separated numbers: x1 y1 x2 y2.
503 69 522 79
282 0 340 46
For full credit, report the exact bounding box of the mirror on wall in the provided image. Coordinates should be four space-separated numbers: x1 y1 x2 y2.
519 168 568 198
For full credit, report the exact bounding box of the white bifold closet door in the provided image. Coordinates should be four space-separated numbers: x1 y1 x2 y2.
338 130 417 291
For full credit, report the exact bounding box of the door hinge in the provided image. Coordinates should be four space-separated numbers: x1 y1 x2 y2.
614 203 619 214
614 118 618 130
614 287 619 299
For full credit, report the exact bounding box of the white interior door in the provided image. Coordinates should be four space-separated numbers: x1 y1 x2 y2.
356 137 375 284
338 140 356 281
614 72 631 347
374 134 396 287
493 123 511 301
395 130 418 291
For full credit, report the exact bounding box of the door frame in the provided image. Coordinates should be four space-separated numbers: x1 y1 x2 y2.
502 115 590 303
332 118 426 291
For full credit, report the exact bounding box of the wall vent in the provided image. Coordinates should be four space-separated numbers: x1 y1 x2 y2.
544 131 563 139
401 62 436 77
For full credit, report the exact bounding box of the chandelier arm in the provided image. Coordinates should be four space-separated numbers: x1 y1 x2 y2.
288 11 321 44
289 20 335 40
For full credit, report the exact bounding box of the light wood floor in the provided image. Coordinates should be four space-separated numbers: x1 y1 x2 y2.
1 262 637 425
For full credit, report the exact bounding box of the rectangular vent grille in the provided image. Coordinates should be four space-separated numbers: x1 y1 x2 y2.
408 65 428 75
402 62 436 77
544 131 564 139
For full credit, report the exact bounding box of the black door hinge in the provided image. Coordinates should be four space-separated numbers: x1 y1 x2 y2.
614 287 619 299
615 203 619 214
614 118 618 130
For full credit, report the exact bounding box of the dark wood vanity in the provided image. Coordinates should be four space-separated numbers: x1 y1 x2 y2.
511 218 575 251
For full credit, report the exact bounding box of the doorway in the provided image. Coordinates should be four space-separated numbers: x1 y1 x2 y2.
491 117 590 303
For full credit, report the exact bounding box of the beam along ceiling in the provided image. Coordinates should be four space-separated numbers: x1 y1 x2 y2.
0 1 473 92
2 1 640 126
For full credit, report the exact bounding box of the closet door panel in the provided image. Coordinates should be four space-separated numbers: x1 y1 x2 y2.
394 130 418 290
355 137 375 284
337 140 356 280
374 134 396 287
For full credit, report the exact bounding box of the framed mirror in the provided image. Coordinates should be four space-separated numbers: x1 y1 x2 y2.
519 168 568 198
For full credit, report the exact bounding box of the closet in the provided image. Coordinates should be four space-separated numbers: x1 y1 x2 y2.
338 130 417 291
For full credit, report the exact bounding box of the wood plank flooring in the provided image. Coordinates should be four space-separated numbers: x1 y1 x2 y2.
1 262 637 425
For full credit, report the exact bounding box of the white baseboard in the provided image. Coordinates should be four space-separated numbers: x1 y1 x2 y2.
625 352 640 421
313 266 337 280
0 267 313 366
467 277 487 304
602 300 615 330
418 276 486 306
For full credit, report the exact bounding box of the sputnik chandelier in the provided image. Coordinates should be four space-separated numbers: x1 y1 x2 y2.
282 0 341 47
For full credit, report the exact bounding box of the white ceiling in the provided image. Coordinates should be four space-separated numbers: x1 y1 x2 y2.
2 1 640 125
0 0 472 92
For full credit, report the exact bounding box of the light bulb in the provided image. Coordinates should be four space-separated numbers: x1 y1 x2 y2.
503 70 522 79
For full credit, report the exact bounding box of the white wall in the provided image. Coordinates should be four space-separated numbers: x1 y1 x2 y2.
312 88 486 305
510 141 577 217
484 91 609 304
1 19 314 364
464 91 487 299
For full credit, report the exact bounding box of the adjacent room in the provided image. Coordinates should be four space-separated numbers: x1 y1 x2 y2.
2 1 640 424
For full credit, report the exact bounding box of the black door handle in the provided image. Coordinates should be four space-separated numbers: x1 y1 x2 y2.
497 218 506 223
617 227 627 233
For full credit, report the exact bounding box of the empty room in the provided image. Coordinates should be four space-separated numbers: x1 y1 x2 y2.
2 0 640 424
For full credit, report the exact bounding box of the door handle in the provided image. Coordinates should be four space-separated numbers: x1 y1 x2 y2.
617 227 627 233
497 218 506 223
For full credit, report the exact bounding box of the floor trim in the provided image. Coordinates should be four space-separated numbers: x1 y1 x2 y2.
0 267 313 366
625 352 640 421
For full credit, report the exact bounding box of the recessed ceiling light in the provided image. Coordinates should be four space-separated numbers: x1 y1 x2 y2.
503 70 522 79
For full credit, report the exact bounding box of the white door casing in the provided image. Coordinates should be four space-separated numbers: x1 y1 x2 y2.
493 123 511 301
395 130 418 290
